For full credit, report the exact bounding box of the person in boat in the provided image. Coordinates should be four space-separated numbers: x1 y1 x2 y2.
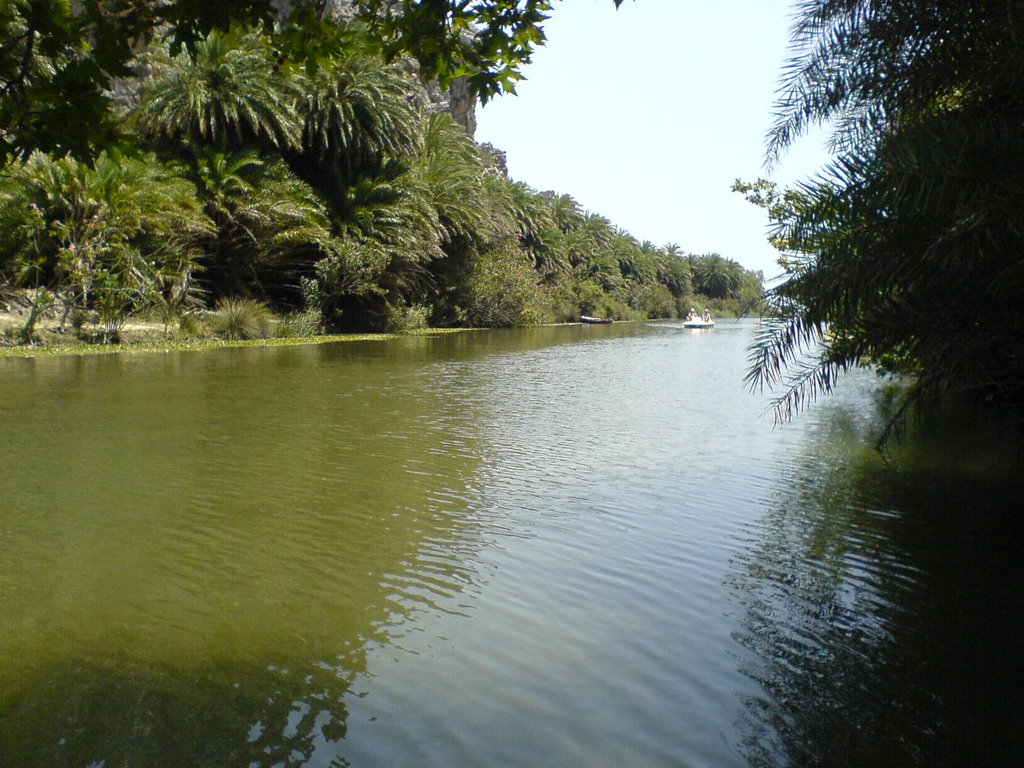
687 308 697 320
702 310 712 322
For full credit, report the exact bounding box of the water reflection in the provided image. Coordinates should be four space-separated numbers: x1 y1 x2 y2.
6 325 1023 767
728 396 1024 767
0 341 493 767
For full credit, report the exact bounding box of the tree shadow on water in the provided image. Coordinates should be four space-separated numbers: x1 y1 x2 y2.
1 651 371 768
726 403 1024 767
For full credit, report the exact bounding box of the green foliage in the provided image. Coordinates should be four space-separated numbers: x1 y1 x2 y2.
736 269 767 313
299 52 424 180
136 29 303 153
0 150 210 332
354 0 553 101
538 279 582 323
305 238 388 331
333 170 442 319
209 296 272 340
275 309 321 338
15 286 53 344
0 1 630 164
462 242 544 327
178 311 206 338
489 178 554 262
383 303 430 333
744 0 1024 444
0 0 279 163
657 252 692 298
625 281 675 319
574 280 619 320
3 3 760 341
690 253 743 299
190 148 335 297
415 113 489 249
355 1 632 101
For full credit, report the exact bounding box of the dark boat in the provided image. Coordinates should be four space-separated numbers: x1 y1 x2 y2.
580 315 613 324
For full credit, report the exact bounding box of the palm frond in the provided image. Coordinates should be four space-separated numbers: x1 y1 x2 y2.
136 29 302 152
301 53 425 176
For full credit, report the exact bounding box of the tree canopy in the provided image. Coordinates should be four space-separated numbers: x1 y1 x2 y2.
0 0 631 165
743 0 1024 444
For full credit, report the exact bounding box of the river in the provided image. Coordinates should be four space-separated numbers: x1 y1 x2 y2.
1 320 1021 767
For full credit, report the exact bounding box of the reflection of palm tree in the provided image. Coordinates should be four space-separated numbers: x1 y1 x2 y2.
725 405 1024 766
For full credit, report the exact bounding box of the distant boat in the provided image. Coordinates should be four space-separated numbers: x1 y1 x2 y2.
580 315 613 325
681 319 715 329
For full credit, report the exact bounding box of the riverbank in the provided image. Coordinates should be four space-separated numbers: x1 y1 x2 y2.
0 306 481 359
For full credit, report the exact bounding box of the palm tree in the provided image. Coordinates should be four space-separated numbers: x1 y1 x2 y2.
192 147 335 298
578 212 615 249
611 231 655 283
662 242 682 259
750 0 1024 440
414 113 488 249
299 53 425 184
317 167 444 329
547 194 584 233
0 151 212 336
655 253 691 299
474 177 554 271
135 29 302 153
581 249 623 294
691 253 742 299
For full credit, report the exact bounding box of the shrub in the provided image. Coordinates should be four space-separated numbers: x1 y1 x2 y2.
275 309 321 338
574 280 618 319
462 243 544 327
209 297 272 340
384 303 430 333
625 281 675 319
178 312 206 338
69 309 90 331
537 278 580 323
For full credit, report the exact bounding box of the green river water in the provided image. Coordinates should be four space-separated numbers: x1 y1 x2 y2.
1 320 1021 767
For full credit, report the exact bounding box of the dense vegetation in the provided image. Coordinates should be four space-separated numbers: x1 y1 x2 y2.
741 0 1024 444
0 5 761 343
0 0 582 164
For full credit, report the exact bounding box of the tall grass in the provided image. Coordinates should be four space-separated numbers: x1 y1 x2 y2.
209 298 272 340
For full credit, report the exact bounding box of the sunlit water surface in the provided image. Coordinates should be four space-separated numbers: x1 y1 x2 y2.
1 321 1021 767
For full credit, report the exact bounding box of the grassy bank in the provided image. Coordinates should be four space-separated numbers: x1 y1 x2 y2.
0 307 476 359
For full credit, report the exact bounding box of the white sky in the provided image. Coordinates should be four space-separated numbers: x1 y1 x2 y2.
474 0 831 279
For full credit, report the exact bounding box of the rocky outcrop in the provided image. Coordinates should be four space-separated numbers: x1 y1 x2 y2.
478 143 508 177
446 76 477 136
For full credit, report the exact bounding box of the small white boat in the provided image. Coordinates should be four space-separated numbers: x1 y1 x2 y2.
682 319 715 329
